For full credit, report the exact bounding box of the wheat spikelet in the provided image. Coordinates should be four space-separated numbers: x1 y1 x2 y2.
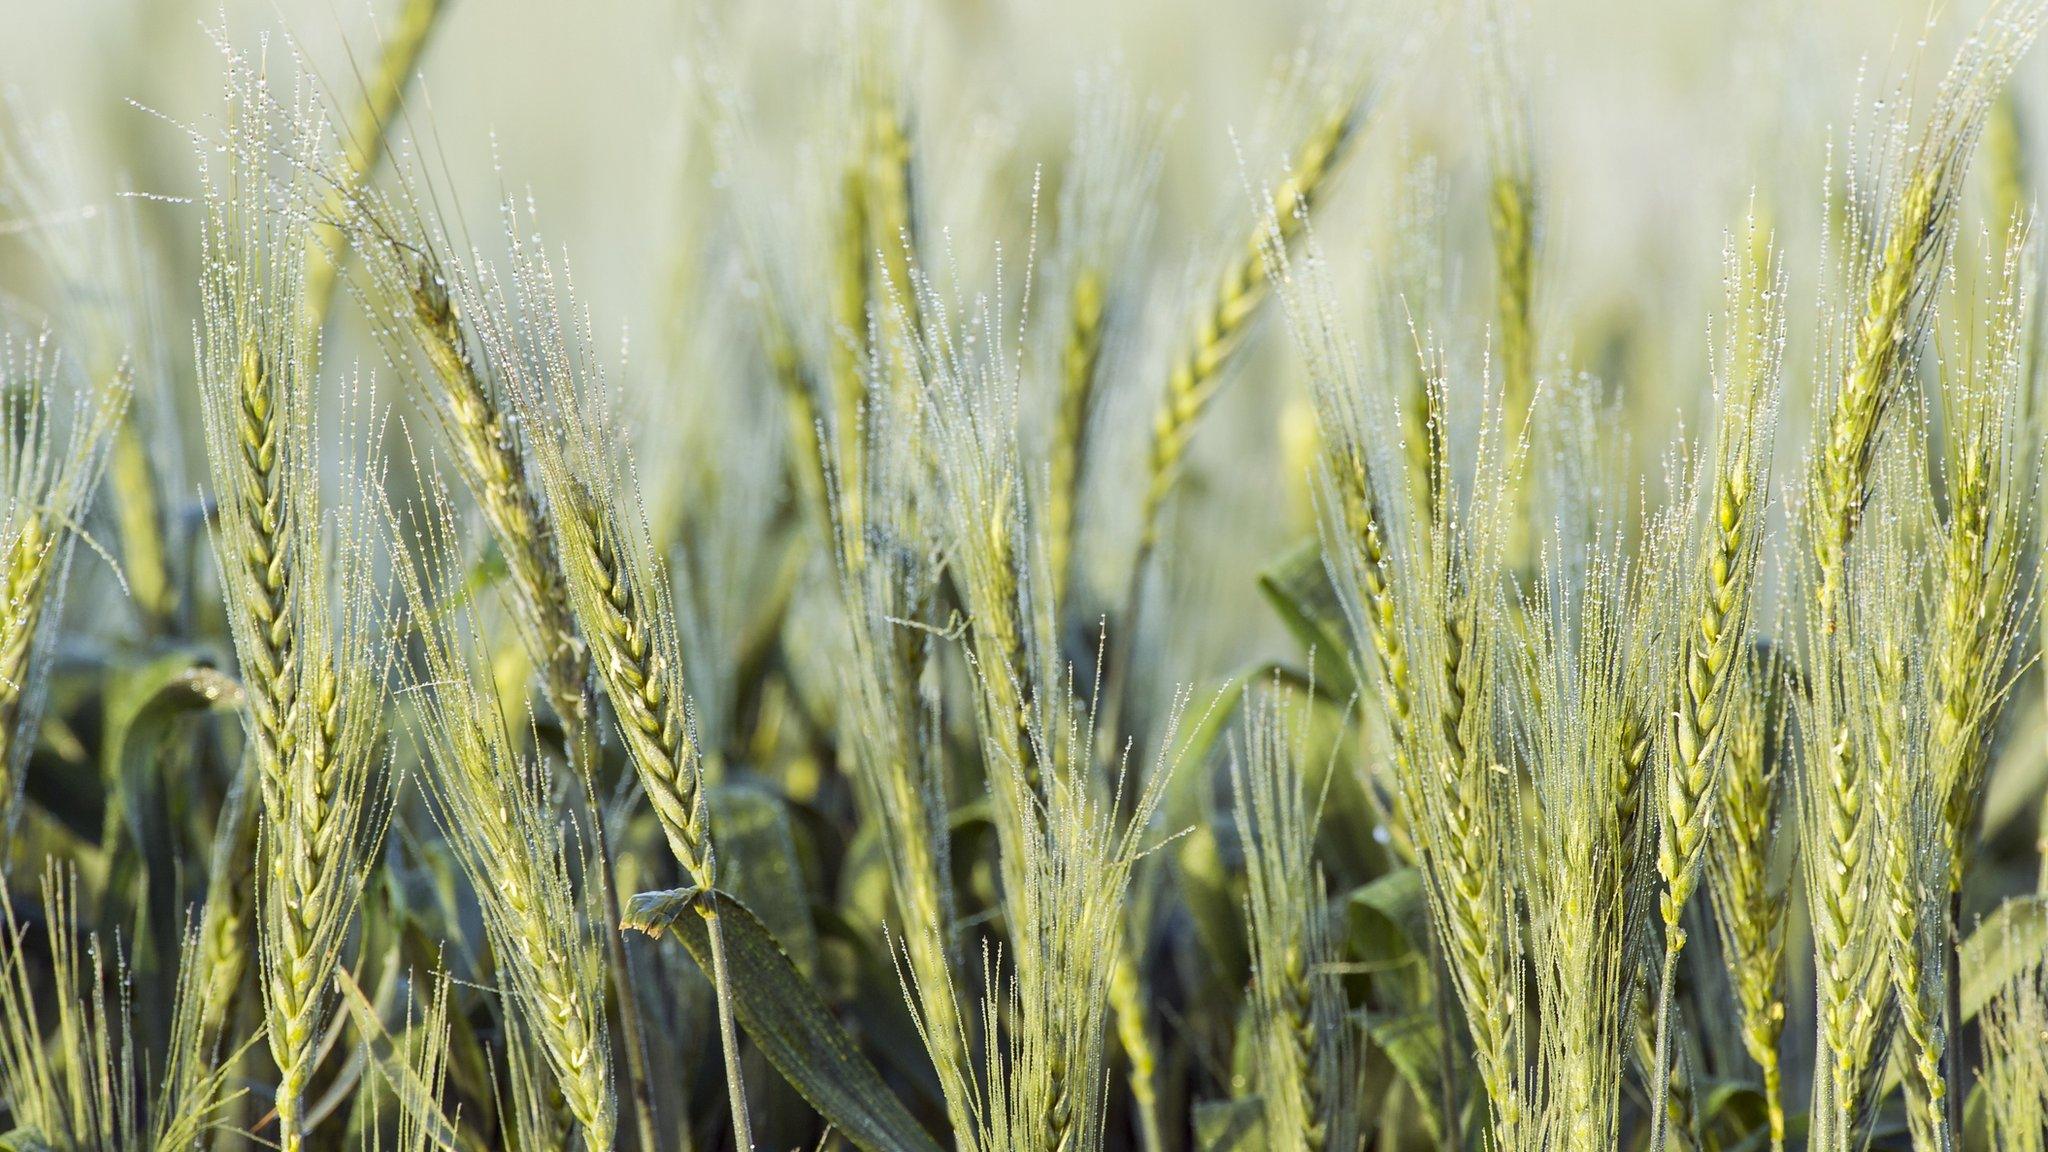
1795 484 1917 1152
916 686 1175 1152
1793 16 2046 1149
1926 224 2034 890
0 867 242 1152
1273 216 1527 1143
1809 0 2044 632
1656 219 1783 939
1984 93 2030 255
1512 441 1642 1152
1643 217 1785 1152
0 111 176 638
337 176 592 762
826 320 976 1127
196 756 257 1036
1046 72 1163 609
1472 0 1540 446
478 201 756 1150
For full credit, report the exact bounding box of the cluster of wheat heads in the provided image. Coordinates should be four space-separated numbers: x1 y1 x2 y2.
3 1 2048 1151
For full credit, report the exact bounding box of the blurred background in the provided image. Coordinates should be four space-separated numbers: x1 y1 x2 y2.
4 0 2045 810
4 0 2043 765
4 0 2031 717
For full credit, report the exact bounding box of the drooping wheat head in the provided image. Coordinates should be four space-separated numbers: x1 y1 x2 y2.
1133 67 1369 566
1809 0 2044 633
297 0 445 337
483 228 710 889
336 171 592 766
479 204 756 1149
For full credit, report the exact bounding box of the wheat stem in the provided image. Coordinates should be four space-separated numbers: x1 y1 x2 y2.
301 0 445 337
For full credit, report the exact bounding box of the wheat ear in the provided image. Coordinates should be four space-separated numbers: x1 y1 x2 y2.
196 54 394 1151
1647 219 1783 1152
1704 661 1788 1152
1235 689 1357 1152
337 162 669 1149
487 224 752 1150
0 333 129 851
397 479 617 1151
1132 95 1361 571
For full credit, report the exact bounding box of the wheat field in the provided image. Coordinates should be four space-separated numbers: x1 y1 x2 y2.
0 1 2047 1150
